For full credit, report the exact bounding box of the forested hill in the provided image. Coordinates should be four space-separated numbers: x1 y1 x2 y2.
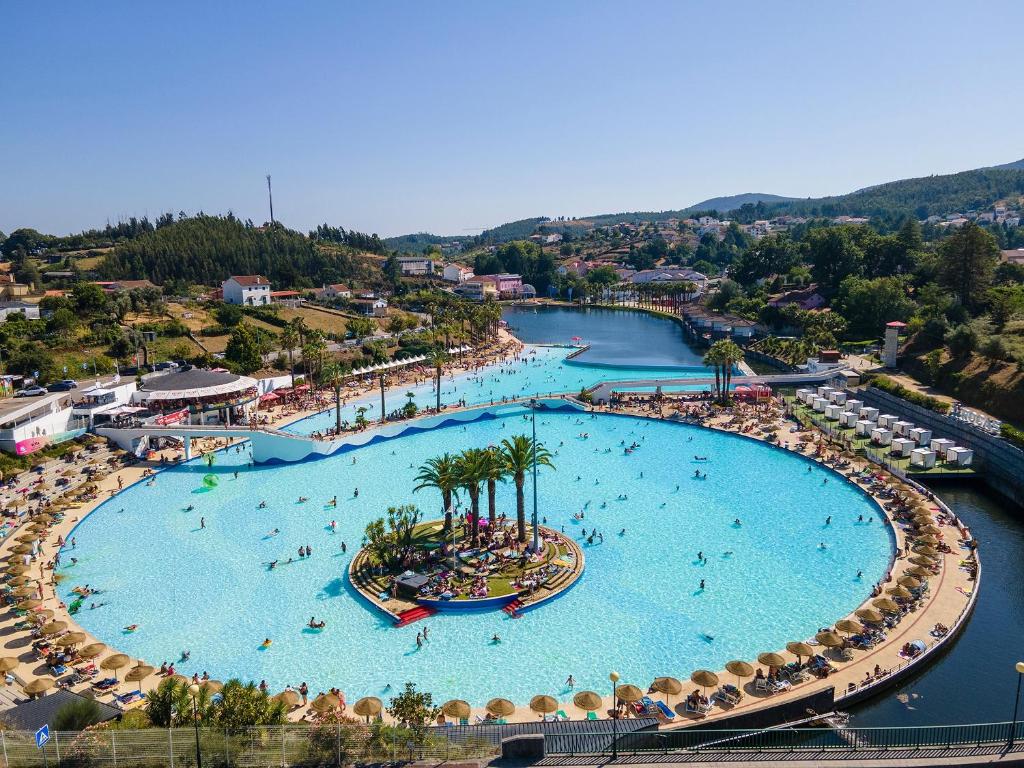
731 167 1024 222
99 214 376 288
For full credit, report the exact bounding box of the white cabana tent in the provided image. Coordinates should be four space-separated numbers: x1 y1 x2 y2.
909 427 932 446
860 407 879 422
910 448 936 469
840 411 858 427
871 428 893 446
947 447 974 467
846 399 864 413
828 391 847 405
855 419 875 436
891 438 915 457
931 438 956 457
824 405 842 420
878 414 899 429
893 420 915 437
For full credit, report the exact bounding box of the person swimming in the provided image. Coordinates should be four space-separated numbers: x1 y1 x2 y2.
308 616 326 629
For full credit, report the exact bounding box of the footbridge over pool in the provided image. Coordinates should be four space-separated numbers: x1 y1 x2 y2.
95 396 588 464
586 370 844 404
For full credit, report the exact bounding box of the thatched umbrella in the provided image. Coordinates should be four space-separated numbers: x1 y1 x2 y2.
835 619 862 635
0 657 20 673
15 599 41 611
757 652 786 669
124 664 155 684
38 621 67 636
872 597 900 614
529 695 558 717
29 610 53 624
10 545 32 556
353 696 383 722
690 670 719 695
906 565 932 578
651 677 682 704
898 575 922 589
573 691 602 712
725 660 754 690
201 680 223 694
272 690 300 709
915 545 939 556
12 586 36 599
310 693 340 713
5 564 28 576
887 585 913 600
54 632 87 648
79 643 106 660
909 555 938 567
100 653 131 677
15 534 39 544
786 641 814 661
816 630 844 648
24 678 52 697
919 525 942 536
915 534 940 545
485 698 516 717
441 699 471 720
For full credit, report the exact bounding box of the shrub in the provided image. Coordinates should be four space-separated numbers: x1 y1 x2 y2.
1001 423 1024 449
981 336 1010 361
869 375 951 414
946 324 978 357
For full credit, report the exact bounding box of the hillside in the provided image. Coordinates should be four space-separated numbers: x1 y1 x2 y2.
99 214 380 288
990 158 1024 170
684 192 796 212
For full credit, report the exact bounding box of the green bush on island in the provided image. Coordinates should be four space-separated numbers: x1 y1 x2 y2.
1001 422 1024 449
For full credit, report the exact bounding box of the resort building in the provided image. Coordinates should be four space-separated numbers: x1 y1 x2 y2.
222 275 272 306
321 283 352 299
351 297 389 317
768 285 826 310
455 275 499 301
492 273 524 298
0 301 40 320
132 368 259 425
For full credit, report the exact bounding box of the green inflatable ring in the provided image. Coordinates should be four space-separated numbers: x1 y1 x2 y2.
203 474 218 488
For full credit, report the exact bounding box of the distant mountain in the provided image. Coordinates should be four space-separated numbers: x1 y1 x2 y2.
683 192 797 212
990 158 1024 170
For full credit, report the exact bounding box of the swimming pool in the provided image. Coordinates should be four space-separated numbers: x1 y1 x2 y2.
62 406 891 704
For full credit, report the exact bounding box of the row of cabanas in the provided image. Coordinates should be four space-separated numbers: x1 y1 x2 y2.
348 345 473 378
796 387 974 468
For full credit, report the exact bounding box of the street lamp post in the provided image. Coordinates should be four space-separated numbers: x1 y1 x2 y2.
188 683 203 768
609 671 620 760
530 398 539 553
1010 661 1024 748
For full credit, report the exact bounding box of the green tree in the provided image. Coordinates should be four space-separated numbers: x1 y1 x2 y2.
481 446 507 528
215 303 244 327
322 361 349 431
53 697 104 730
71 282 108 314
216 679 287 729
427 346 449 411
703 339 745 402
500 435 554 544
414 454 460 532
386 682 440 733
455 448 491 547
279 320 300 387
938 222 1000 309
225 323 263 374
833 275 915 338
806 226 863 295
301 330 328 385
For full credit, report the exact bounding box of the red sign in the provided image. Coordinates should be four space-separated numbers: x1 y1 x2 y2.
155 408 189 426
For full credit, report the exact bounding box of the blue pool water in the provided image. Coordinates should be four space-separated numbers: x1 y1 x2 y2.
63 407 891 703
503 305 706 368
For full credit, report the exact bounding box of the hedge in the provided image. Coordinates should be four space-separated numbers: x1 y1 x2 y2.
868 375 951 415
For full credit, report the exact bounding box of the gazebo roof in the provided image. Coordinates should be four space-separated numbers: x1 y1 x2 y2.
141 369 258 401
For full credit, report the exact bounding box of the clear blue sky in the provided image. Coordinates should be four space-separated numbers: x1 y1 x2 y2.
2 1 1021 238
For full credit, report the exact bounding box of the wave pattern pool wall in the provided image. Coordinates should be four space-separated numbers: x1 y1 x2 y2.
62 409 891 704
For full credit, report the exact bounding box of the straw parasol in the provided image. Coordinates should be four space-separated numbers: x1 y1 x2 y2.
530 695 558 716
16 599 41 611
125 664 155 684
887 585 913 600
8 575 31 587
651 677 683 700
5 564 28 575
201 680 223 694
873 597 900 613
12 586 35 598
273 690 300 709
15 534 39 543
29 609 53 623
786 642 814 661
757 652 786 668
910 555 938 567
100 653 131 676
10 545 32 556
79 643 106 660
573 691 602 712
919 525 942 536
353 696 383 722
898 575 922 589
815 630 844 648
916 545 939 556
835 619 862 635
689 669 717 688
24 678 53 696
441 699 471 720
54 632 86 648
906 565 931 578
485 698 516 717
0 657 20 673
856 607 884 623
38 621 67 636
615 684 644 704
310 693 340 713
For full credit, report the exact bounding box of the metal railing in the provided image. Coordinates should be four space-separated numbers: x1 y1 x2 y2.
0 722 505 768
546 720 1024 756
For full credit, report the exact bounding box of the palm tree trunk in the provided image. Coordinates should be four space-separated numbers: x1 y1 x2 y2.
487 479 497 527
443 490 452 532
515 476 527 544
435 366 441 411
287 349 295 388
714 366 721 402
334 385 342 431
470 488 481 546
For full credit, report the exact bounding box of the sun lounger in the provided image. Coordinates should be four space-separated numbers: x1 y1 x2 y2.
114 689 145 706
655 700 675 720
586 711 598 721
93 677 118 691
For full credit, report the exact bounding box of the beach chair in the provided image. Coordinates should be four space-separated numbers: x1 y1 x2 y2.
755 677 773 695
556 710 569 721
586 711 598 721
655 700 675 720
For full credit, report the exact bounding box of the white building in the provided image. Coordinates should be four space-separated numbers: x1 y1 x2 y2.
222 275 272 306
442 264 474 283
396 256 435 276
322 283 352 299
352 298 388 317
0 301 40 320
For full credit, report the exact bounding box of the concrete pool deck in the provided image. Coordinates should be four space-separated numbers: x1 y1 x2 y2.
0 358 976 727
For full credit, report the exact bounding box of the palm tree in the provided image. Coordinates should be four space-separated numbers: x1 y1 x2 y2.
427 346 449 411
280 321 300 387
301 330 327 388
500 435 555 544
321 361 348 432
414 454 460 531
702 343 726 401
455 448 490 546
482 446 507 528
703 339 745 402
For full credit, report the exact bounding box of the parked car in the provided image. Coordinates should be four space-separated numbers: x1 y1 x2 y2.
15 386 48 398
48 379 78 392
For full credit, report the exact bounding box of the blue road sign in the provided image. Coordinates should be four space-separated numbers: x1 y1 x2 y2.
35 724 49 749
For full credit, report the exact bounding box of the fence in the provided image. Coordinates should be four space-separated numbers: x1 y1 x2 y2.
546 720 1024 756
0 722 505 768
